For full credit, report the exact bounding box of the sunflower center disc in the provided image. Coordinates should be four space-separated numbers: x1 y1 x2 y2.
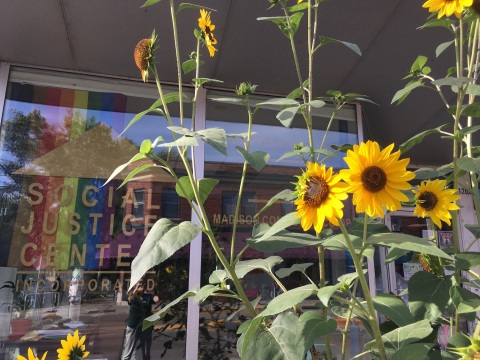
305 176 329 207
418 191 438 211
361 166 387 193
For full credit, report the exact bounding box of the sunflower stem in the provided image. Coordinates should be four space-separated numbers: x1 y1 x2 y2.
169 0 184 128
230 99 254 265
318 244 333 360
338 217 387 360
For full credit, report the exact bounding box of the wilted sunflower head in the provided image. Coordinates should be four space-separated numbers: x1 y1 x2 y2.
422 0 473 18
294 162 348 233
412 179 460 229
134 30 157 82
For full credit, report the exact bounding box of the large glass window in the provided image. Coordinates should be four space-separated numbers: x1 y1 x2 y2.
0 68 364 359
0 67 192 359
197 90 362 359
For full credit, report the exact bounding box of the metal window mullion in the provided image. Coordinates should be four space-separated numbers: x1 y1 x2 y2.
0 63 10 127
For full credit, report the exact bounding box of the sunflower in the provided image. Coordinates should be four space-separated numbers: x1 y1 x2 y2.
413 179 460 228
18 348 47 360
57 330 89 360
198 9 218 57
294 162 348 233
422 0 473 18
341 141 415 218
133 30 157 82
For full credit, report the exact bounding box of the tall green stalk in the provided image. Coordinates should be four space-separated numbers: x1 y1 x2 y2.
338 216 387 360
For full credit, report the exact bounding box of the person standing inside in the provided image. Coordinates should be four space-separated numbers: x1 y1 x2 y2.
52 275 64 310
121 281 144 360
140 282 159 360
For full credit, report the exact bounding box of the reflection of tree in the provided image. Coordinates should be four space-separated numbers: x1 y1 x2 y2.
1 109 48 194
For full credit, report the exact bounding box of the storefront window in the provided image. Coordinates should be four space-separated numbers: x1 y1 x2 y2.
0 68 192 359
197 90 363 359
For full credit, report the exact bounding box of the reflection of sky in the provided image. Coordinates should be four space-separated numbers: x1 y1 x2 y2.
122 114 191 146
0 99 357 190
206 120 357 168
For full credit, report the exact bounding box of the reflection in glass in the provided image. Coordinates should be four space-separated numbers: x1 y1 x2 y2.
0 75 192 359
196 94 363 359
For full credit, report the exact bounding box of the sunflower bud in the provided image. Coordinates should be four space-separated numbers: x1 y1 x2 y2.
236 82 254 96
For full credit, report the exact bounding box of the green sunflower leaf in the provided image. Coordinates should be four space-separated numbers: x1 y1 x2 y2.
177 3 216 13
209 97 244 105
259 284 318 317
450 285 480 314
254 188 296 218
399 124 449 154
256 212 300 240
192 78 223 86
276 263 313 279
455 252 480 270
432 76 473 87
408 272 455 321
194 284 219 303
131 219 200 291
436 40 454 58
168 126 227 155
104 152 148 186
158 136 198 148
235 147 270 172
182 58 204 74
287 2 308 12
365 319 433 350
256 98 300 107
391 81 424 105
372 293 414 327
276 105 301 127
315 37 362 56
459 102 480 117
234 256 284 279
417 17 456 30
175 176 219 205
257 13 304 38
367 233 454 261
413 167 451 180
248 230 322 252
456 156 480 174
141 0 162 7
295 314 337 360
117 163 160 188
143 290 196 330
411 55 428 72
